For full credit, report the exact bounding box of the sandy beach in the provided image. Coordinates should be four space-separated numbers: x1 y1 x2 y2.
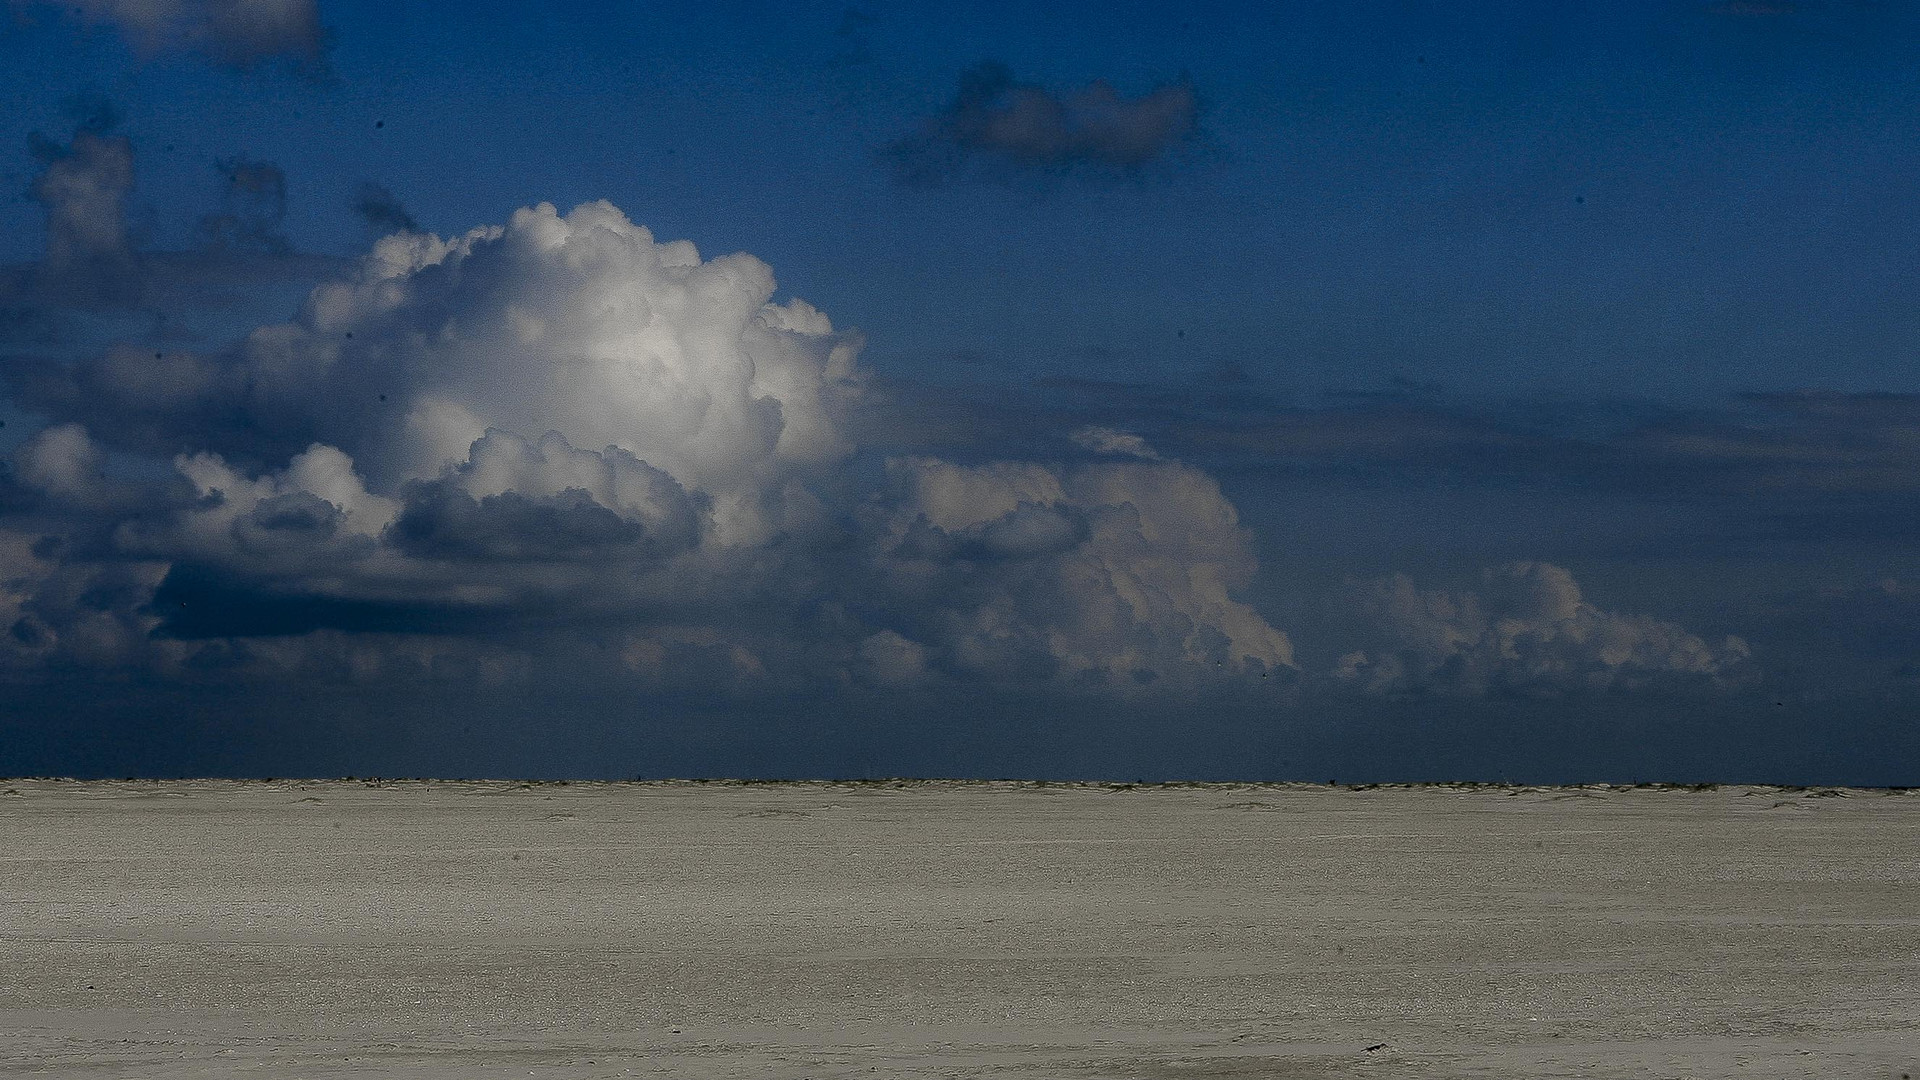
1 780 1914 1078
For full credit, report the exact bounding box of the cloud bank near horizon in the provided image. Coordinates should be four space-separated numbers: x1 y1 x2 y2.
2 198 1308 694
0 119 1753 707
1334 562 1754 697
0 198 1754 705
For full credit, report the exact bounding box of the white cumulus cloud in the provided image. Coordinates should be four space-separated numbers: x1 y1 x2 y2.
878 457 1292 683
1333 562 1753 696
1 200 1292 694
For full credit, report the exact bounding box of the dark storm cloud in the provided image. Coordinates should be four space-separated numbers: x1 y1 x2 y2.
387 484 660 564
146 563 488 639
350 182 419 234
888 61 1200 183
12 0 328 70
0 462 41 515
229 490 358 559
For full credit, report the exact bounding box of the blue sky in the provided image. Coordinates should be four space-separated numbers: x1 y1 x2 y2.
8 0 1919 396
1 1 1916 781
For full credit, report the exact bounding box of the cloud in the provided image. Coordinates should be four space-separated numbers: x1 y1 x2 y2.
1070 425 1160 460
1333 562 1753 696
199 158 289 254
856 629 931 687
351 182 420 235
888 61 1200 182
0 200 1290 694
0 524 171 674
387 473 687 566
7 421 156 515
1619 391 1920 496
12 423 108 504
149 201 869 514
25 124 138 301
998 375 1920 503
2 116 344 330
6 343 261 458
16 0 328 69
386 485 644 563
877 458 1291 683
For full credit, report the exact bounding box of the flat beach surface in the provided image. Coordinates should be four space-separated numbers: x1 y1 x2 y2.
1 780 1914 1079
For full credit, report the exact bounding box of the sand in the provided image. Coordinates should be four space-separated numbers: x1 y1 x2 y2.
0 779 1915 1078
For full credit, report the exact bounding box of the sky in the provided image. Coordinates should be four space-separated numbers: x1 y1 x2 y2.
0 0 1916 783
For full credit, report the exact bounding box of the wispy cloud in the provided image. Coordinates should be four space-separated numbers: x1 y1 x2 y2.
13 0 328 70
888 61 1200 183
1 113 343 337
350 182 420 235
